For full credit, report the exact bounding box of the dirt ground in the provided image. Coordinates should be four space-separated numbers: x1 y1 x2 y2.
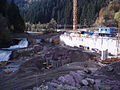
0 61 101 90
0 32 108 90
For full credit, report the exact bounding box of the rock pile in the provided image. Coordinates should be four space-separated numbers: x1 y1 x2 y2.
32 61 120 90
36 69 97 90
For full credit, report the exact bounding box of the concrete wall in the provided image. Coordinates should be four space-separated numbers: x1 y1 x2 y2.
60 34 120 55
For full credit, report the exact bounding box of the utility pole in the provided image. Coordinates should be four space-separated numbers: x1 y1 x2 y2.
73 0 78 31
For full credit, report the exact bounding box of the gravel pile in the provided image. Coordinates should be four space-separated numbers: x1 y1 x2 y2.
33 69 97 90
32 61 120 90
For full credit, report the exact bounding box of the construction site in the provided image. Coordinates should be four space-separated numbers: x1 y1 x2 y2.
0 0 120 90
61 0 120 62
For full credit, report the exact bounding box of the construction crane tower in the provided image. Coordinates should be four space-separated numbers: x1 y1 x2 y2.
73 0 78 31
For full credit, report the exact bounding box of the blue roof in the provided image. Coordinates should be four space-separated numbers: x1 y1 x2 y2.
98 27 117 29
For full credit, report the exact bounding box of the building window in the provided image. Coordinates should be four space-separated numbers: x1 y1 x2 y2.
105 29 107 31
101 29 103 31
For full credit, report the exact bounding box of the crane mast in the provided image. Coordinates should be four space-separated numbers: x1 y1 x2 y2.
73 0 78 31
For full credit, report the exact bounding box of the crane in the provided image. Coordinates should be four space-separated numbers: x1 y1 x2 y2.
73 0 78 31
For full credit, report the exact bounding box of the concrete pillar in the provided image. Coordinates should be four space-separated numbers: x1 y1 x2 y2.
101 49 108 60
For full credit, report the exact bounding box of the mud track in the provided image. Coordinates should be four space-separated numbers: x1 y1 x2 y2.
0 61 100 90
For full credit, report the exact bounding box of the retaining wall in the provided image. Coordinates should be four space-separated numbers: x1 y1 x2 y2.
60 34 120 55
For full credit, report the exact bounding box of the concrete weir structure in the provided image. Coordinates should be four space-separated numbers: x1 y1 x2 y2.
60 33 120 56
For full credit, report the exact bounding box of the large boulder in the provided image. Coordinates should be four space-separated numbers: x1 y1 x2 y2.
58 74 76 86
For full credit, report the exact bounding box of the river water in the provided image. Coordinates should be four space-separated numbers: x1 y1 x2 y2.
0 38 28 62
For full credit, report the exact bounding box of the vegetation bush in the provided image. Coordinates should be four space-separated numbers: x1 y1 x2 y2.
26 18 57 34
114 11 120 21
46 18 57 32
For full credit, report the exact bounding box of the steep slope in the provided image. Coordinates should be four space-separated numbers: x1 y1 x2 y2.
95 0 120 27
0 0 25 48
17 0 108 25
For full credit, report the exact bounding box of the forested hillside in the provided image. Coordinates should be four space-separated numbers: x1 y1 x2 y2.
0 0 25 48
18 0 108 25
95 0 120 27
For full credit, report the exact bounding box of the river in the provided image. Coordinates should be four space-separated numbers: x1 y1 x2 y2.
0 38 28 62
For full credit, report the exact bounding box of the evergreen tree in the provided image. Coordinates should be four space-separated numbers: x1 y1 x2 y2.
7 0 25 33
0 0 7 16
0 14 11 48
19 0 108 26
0 0 26 47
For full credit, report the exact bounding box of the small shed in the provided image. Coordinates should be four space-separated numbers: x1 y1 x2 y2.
98 27 117 37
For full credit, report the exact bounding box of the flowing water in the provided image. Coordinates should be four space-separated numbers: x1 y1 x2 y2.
0 38 28 61
0 50 12 61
